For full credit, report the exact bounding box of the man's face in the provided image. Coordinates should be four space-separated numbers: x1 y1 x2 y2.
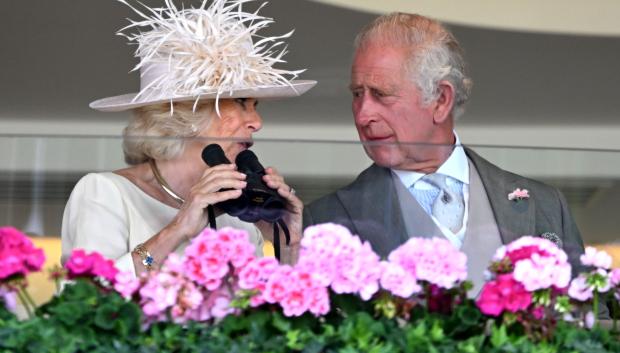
350 43 439 170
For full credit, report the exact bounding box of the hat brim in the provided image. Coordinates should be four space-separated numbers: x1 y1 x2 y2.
89 80 317 112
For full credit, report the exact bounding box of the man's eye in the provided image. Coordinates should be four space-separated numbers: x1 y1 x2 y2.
351 91 362 98
372 90 387 98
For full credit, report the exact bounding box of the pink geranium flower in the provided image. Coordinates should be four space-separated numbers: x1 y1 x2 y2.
91 253 119 282
65 249 119 284
256 263 330 317
493 236 571 291
65 249 95 276
568 275 593 302
477 274 532 316
387 237 468 289
262 265 295 304
297 223 382 300
184 227 256 288
208 293 234 319
114 271 140 299
379 261 421 298
0 287 17 312
580 247 612 269
139 271 181 320
0 227 45 280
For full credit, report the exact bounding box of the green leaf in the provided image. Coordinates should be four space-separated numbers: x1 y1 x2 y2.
271 311 292 332
456 335 485 353
94 303 117 330
429 321 445 342
490 324 509 348
456 304 483 326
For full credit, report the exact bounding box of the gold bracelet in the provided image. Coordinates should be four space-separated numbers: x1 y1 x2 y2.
132 243 155 270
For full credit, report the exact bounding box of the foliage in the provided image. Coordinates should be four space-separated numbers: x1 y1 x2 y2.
0 279 142 353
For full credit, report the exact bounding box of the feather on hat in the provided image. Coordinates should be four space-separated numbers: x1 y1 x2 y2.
90 0 316 112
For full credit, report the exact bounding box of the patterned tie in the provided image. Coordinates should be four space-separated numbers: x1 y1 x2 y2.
411 174 464 233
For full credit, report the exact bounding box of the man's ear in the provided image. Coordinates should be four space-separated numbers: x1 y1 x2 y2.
432 80 455 124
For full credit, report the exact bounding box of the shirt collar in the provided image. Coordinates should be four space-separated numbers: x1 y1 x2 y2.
393 131 469 188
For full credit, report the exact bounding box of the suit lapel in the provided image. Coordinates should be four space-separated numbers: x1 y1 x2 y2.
335 164 409 257
465 148 535 244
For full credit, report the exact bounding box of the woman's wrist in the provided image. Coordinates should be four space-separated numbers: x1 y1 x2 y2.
138 224 190 271
166 217 197 244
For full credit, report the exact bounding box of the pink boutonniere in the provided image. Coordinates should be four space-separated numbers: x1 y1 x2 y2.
508 188 530 201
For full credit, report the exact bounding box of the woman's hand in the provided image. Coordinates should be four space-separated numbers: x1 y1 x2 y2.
258 167 303 262
170 164 246 240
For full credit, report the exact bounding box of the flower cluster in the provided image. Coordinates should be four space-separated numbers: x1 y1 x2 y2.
117 227 256 324
184 227 255 290
0 227 45 316
238 224 379 317
495 236 571 291
65 249 118 284
566 247 618 328
476 274 532 316
296 223 382 300
138 254 228 324
477 236 571 317
255 264 329 317
386 237 468 291
0 227 45 281
59 224 620 333
112 223 474 321
567 247 614 302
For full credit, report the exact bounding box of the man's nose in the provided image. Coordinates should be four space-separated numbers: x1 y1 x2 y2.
353 95 377 125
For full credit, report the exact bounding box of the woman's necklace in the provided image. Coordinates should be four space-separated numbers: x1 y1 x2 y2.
149 159 185 206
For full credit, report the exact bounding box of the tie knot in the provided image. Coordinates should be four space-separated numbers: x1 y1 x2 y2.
422 173 447 188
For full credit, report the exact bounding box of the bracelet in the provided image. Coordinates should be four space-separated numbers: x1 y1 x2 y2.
133 243 155 270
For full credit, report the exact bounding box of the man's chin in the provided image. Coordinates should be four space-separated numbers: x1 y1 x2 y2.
363 146 404 169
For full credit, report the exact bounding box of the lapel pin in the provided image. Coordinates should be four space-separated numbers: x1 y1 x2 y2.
508 188 530 201
540 232 563 248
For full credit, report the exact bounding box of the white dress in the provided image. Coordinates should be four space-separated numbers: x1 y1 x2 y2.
61 172 264 276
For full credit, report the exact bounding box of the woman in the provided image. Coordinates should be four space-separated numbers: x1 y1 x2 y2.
61 0 315 276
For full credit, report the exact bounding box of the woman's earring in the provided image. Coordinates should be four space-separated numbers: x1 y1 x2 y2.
190 124 198 133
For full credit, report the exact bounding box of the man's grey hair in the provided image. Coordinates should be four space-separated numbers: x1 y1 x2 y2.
354 13 473 119
123 101 215 165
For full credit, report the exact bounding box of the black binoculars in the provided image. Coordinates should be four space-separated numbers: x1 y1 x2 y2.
201 144 285 223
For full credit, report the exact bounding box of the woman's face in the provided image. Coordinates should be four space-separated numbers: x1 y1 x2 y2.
196 98 263 163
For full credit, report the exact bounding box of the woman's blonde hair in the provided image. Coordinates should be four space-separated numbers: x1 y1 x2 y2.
123 101 215 165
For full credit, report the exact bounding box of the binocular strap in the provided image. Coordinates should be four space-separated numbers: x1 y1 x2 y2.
272 220 291 261
207 205 217 230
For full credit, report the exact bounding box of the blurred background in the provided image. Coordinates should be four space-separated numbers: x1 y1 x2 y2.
1 0 619 303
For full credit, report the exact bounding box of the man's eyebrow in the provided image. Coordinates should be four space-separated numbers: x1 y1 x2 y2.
348 83 361 91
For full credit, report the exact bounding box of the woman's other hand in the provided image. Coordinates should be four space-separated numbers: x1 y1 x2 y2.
258 167 302 263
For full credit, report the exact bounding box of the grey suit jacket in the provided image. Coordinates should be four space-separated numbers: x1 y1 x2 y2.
303 147 585 273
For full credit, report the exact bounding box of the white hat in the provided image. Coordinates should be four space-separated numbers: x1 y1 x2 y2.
90 0 316 112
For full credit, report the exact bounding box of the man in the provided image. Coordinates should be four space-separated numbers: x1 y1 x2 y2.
303 13 585 293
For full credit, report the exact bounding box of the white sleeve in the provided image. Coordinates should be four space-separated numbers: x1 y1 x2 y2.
252 225 265 257
61 173 136 276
